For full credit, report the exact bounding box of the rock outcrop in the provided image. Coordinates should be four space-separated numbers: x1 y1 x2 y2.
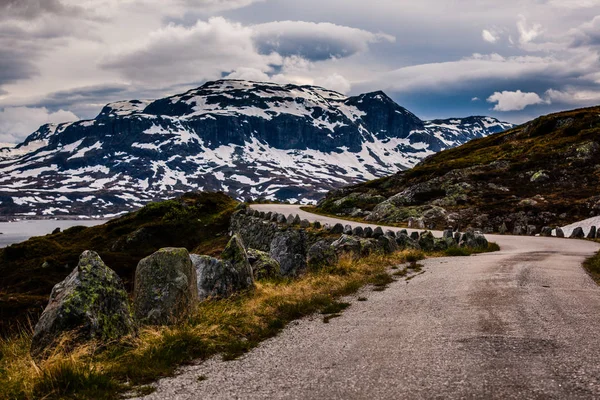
133 247 198 325
191 235 255 300
270 230 308 277
31 251 134 360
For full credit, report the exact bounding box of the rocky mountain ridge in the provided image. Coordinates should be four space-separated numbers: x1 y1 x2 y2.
318 105 600 233
0 80 513 215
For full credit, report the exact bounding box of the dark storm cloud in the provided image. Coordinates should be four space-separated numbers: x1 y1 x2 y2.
0 0 80 20
252 21 394 61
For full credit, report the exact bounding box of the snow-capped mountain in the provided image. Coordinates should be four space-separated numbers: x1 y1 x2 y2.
0 80 514 216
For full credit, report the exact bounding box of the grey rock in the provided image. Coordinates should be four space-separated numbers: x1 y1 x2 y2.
332 235 362 257
331 223 345 234
270 230 308 277
443 229 454 239
307 240 338 271
499 223 507 234
377 235 399 254
344 224 353 235
373 227 384 239
454 232 461 244
313 221 322 229
352 226 365 237
293 215 301 225
364 227 374 238
134 247 199 325
265 212 272 220
396 233 420 250
513 225 524 236
300 219 311 228
385 230 396 238
527 225 537 236
410 232 420 241
556 227 565 238
418 231 435 251
541 226 553 237
277 214 287 224
286 214 295 225
31 251 134 360
460 231 489 249
588 226 597 239
246 249 281 280
570 227 585 239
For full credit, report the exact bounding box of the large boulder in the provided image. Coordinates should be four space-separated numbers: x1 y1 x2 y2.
556 227 565 238
246 249 281 280
270 230 308 277
372 227 384 239
133 247 198 325
307 240 338 270
31 251 134 360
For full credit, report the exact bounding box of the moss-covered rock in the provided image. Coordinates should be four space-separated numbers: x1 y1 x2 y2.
133 247 198 325
307 240 338 271
30 251 134 360
247 249 281 280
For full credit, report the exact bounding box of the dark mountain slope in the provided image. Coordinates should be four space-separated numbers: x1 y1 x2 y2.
318 106 600 232
0 80 513 216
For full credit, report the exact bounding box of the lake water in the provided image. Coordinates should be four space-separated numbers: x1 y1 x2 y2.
0 220 106 248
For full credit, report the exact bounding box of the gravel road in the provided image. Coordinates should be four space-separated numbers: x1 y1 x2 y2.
136 204 600 399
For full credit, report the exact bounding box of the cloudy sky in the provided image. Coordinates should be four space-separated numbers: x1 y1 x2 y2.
2 0 600 143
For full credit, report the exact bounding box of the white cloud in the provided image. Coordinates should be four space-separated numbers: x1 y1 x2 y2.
545 87 600 104
317 73 352 94
102 17 282 83
517 14 543 46
0 106 78 143
487 90 546 111
482 29 498 43
471 97 480 101
224 67 271 82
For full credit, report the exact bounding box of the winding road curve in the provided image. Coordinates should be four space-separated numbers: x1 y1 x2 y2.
139 204 600 399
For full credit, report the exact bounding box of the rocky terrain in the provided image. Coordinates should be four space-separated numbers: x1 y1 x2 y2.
27 202 490 361
0 80 512 216
318 106 600 233
0 192 237 336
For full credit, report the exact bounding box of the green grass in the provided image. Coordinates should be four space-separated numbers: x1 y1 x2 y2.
584 250 600 284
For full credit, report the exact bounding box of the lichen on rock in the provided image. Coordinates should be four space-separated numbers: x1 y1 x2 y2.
31 251 134 360
133 247 198 325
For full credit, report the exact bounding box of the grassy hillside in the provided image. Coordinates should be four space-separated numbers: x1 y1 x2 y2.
0 192 238 336
319 106 600 231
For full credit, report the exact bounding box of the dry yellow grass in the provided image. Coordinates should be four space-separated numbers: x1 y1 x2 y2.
0 250 423 399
